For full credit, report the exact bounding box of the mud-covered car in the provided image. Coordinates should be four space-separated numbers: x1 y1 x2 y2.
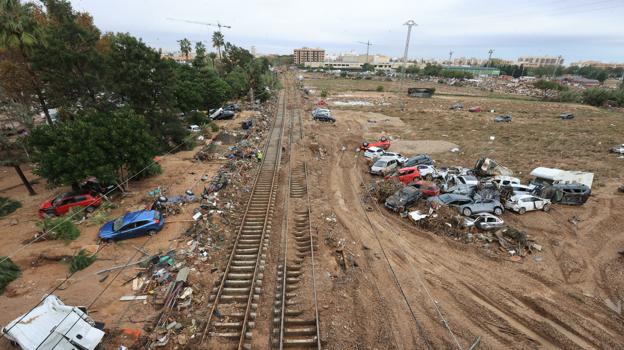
609 144 624 154
534 183 591 205
560 112 574 120
494 115 512 123
427 193 473 207
385 186 421 212
403 154 434 167
505 194 551 214
462 213 505 230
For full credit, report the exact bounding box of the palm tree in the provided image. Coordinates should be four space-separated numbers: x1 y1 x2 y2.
177 38 192 61
0 0 53 125
208 52 217 68
212 31 224 59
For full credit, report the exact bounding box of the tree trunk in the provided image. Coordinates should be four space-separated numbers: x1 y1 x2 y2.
19 38 53 125
14 165 36 195
217 46 222 60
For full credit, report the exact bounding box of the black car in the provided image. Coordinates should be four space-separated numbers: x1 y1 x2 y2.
224 104 241 112
385 186 421 212
212 110 236 120
313 114 336 122
534 183 590 205
494 115 512 122
403 154 434 167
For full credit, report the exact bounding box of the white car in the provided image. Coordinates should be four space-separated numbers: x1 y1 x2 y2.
505 194 551 214
370 156 400 176
447 174 478 186
363 146 385 159
490 176 521 188
416 164 437 179
609 144 624 154
188 124 201 132
379 151 408 165
508 184 535 195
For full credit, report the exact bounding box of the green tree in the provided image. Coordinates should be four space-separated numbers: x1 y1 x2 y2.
29 109 158 189
208 52 217 68
361 63 374 72
193 41 206 67
421 63 442 77
31 0 104 113
405 65 420 74
102 33 183 148
178 38 191 61
212 31 224 59
225 66 249 97
0 0 53 124
582 88 611 107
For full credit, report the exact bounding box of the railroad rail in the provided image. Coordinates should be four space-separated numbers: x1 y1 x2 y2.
201 89 287 349
272 86 321 349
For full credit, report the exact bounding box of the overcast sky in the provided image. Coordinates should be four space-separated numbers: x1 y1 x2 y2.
69 0 624 63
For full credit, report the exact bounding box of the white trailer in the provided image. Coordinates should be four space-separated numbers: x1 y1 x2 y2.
529 167 594 189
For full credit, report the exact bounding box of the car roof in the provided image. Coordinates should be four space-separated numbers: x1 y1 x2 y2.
122 210 156 224
510 193 535 200
366 146 382 151
377 156 398 161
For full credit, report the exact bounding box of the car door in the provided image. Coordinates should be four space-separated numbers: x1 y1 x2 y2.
399 169 413 184
129 220 151 238
57 197 76 215
532 196 544 210
118 222 138 239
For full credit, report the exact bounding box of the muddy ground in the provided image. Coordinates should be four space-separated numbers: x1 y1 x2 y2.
301 74 624 349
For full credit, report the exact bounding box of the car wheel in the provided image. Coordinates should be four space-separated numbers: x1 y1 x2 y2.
425 174 433 181
518 207 526 215
147 230 157 236
543 204 551 212
44 210 57 218
462 208 472 216
494 207 503 215
85 206 95 213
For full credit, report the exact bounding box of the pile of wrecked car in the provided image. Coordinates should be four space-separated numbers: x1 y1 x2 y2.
359 137 595 259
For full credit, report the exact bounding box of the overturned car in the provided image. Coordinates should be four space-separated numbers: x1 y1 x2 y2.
385 186 421 212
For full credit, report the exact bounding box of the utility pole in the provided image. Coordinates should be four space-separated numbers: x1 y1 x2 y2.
486 49 494 67
400 20 417 82
448 50 454 65
399 20 417 111
551 55 562 79
357 40 373 63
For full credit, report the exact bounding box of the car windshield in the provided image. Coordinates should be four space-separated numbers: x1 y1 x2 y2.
374 160 387 167
52 194 66 206
438 194 453 204
113 216 125 231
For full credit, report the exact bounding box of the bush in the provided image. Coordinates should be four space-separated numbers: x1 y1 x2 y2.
376 85 384 92
36 217 80 243
186 111 207 126
440 70 474 79
69 249 97 273
582 88 612 106
182 134 198 150
558 90 582 103
209 122 219 132
0 197 21 218
340 71 347 78
320 89 328 98
0 257 20 293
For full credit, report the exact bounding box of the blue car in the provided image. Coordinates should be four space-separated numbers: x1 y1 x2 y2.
99 210 164 241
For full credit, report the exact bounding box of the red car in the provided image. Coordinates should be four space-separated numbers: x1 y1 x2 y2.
468 106 482 112
360 136 391 151
386 166 421 185
38 192 102 218
410 180 440 197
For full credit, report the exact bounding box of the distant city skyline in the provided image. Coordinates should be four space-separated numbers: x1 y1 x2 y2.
70 0 624 63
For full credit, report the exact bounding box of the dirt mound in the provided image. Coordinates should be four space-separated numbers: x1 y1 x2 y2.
390 140 459 155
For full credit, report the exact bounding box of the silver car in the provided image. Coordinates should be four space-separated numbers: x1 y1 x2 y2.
458 198 504 216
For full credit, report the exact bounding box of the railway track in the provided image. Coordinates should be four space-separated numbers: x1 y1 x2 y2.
201 89 287 349
272 91 321 349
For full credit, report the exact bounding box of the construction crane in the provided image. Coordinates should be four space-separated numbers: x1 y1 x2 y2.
357 40 373 64
166 17 231 31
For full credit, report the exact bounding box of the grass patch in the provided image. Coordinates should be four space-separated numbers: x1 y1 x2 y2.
69 249 97 273
0 197 21 217
0 257 20 293
36 217 80 243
